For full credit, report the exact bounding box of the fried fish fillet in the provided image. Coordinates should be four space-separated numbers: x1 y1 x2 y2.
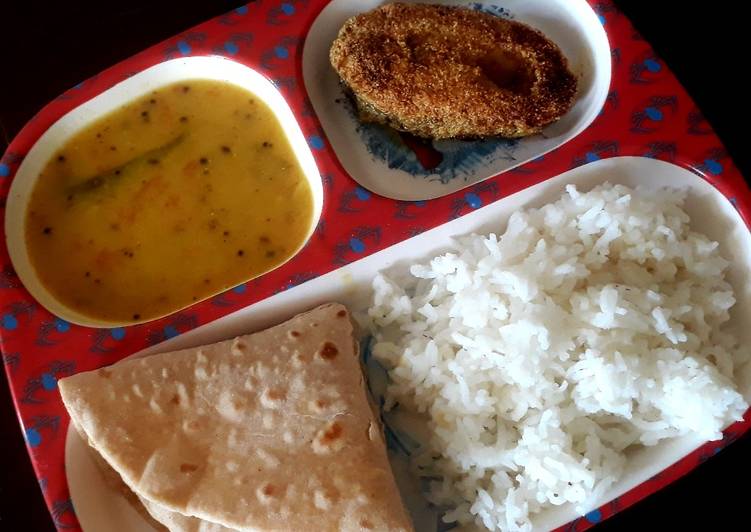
329 2 578 140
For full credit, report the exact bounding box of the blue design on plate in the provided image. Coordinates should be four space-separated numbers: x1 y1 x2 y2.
585 509 602 523
341 94 519 183
468 2 513 18
0 163 10 177
573 141 619 167
26 427 42 447
233 284 247 294
260 36 299 69
224 41 239 55
22 361 75 403
51 498 76 529
354 186 371 201
2 313 18 330
308 135 325 150
37 317 73 346
274 46 289 59
645 106 663 121
630 96 677 134
339 187 371 213
164 33 206 59
25 415 60 447
219 5 253 26
54 318 70 333
147 314 198 345
703 158 723 175
267 1 301 25
41 373 57 391
333 227 381 265
644 58 661 72
90 327 126 353
2 301 35 329
465 192 482 209
450 182 499 219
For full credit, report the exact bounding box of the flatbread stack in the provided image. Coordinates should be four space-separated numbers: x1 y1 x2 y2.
59 303 413 531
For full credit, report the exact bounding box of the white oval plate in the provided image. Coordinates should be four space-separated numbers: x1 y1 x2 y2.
302 0 611 201
65 156 751 531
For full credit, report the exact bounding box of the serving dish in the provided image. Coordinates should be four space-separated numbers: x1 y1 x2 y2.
303 0 611 200
5 56 324 328
64 156 751 532
1 1 750 531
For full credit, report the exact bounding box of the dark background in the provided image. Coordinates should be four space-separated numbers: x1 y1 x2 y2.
1 1 749 531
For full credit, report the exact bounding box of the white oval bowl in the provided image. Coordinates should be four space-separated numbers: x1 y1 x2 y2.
5 56 324 328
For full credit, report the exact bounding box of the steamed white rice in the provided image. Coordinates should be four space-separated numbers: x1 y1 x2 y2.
367 183 749 531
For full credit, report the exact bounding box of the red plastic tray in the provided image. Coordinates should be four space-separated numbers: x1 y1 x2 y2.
1 1 749 530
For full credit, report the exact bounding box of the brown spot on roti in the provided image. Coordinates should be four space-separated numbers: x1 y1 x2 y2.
313 420 346 454
318 342 338 360
261 387 287 409
257 482 279 504
170 394 180 405
337 309 347 318
309 398 330 414
360 519 374 529
267 388 286 401
180 463 198 473
322 422 343 443
98 368 112 379
289 330 301 338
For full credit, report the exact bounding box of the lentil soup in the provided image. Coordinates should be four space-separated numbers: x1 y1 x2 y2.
25 80 314 323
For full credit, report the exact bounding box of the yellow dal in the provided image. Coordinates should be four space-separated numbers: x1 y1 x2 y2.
25 80 314 323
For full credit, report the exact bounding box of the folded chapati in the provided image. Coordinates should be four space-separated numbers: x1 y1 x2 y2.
59 303 412 532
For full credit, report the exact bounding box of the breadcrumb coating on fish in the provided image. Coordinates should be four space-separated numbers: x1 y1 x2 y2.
330 2 578 140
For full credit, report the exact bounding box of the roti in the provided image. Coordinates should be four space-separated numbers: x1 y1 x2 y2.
59 303 413 531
